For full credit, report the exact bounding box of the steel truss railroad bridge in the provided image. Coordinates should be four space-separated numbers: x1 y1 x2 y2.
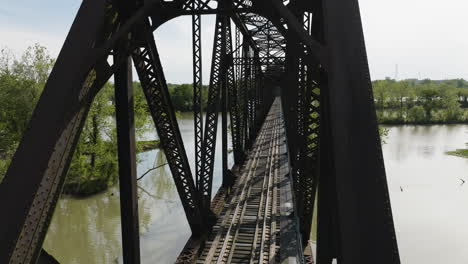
0 0 400 263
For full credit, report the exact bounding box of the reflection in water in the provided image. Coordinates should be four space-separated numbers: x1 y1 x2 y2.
44 114 232 263
384 124 468 264
44 121 468 263
43 190 122 264
310 125 468 263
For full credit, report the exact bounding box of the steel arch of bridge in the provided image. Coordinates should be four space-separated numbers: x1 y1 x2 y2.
0 0 400 263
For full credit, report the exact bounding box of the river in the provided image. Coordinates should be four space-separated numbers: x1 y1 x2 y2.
43 113 234 263
384 124 468 263
43 119 468 263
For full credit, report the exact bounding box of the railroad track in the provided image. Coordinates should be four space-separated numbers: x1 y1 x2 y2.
197 98 283 264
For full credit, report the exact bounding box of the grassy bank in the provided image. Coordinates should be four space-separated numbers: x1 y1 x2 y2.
446 149 468 159
137 140 160 152
377 109 468 125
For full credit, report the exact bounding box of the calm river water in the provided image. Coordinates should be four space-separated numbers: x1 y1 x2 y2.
384 124 468 263
43 113 233 263
43 119 468 263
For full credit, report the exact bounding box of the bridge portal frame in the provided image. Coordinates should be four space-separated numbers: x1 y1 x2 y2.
0 0 399 263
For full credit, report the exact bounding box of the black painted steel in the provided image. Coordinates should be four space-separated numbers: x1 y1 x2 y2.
0 1 119 262
198 12 227 206
226 24 244 166
240 42 251 151
297 8 321 247
318 0 400 262
317 72 341 262
0 0 400 262
192 0 204 190
221 16 229 187
114 42 141 263
131 21 205 235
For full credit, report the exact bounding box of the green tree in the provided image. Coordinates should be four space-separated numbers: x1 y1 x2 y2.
0 45 151 193
389 81 409 120
438 85 462 122
407 105 426 123
64 83 118 195
170 83 192 111
64 81 151 195
0 45 54 180
373 80 388 112
417 86 439 120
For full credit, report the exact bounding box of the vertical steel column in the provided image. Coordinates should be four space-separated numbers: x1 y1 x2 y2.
199 11 228 207
317 69 340 263
241 43 250 149
227 24 243 166
253 51 260 128
240 40 249 149
221 73 228 185
220 17 229 186
192 0 203 190
247 48 255 143
114 39 141 264
320 0 400 261
283 24 301 202
298 9 322 247
234 28 243 154
235 27 241 91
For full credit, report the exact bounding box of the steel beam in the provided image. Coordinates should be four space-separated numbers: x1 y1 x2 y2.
239 42 250 152
0 1 116 262
226 23 244 166
221 16 229 186
317 74 341 262
221 53 229 187
114 40 141 264
270 0 328 68
191 0 204 189
131 21 205 235
198 12 228 206
282 23 301 204
297 8 322 247
0 0 401 262
319 0 400 262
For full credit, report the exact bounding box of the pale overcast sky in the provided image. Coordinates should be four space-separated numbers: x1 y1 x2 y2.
0 0 467 83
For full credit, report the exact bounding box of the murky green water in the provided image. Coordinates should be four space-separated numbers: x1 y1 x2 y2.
309 125 468 263
43 114 233 263
43 122 468 264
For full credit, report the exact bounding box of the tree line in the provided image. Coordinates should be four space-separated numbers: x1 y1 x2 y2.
0 45 211 195
2 45 468 195
373 78 468 124
0 45 155 195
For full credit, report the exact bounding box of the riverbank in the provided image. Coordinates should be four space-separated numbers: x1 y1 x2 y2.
446 149 468 159
379 119 468 125
137 140 160 152
42 124 468 263
377 109 468 125
42 115 231 263
62 139 160 197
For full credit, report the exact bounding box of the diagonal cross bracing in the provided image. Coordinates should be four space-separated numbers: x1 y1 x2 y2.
131 21 205 234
